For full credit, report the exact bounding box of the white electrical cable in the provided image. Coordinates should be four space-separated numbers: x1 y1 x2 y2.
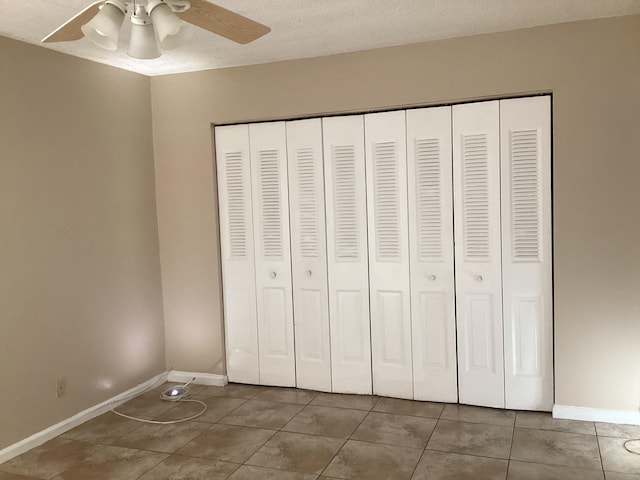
111 378 207 425
624 439 640 455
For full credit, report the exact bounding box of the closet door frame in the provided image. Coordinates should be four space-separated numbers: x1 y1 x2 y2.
215 95 554 410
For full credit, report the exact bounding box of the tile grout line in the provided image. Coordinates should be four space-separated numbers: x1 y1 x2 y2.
595 433 606 476
505 416 516 480
316 395 382 477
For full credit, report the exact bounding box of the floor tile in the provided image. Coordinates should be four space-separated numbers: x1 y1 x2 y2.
60 412 142 445
510 428 601 470
507 460 604 479
599 437 640 475
219 400 305 429
282 405 367 438
113 421 210 453
160 396 246 423
412 450 508 480
426 419 513 459
175 424 275 463
199 384 265 399
323 439 423 480
441 404 516 427
229 465 318 479
373 397 443 419
246 431 344 474
252 387 319 405
351 412 437 448
52 445 167 480
597 423 640 439
311 392 378 411
605 473 640 480
0 438 102 479
515 411 595 435
137 454 239 479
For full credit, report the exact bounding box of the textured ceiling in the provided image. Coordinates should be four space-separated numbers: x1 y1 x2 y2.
1 0 639 76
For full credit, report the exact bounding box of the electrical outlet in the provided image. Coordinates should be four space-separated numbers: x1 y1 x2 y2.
54 378 66 398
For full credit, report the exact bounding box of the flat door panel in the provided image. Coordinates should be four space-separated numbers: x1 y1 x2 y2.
249 122 295 386
215 124 259 384
453 101 505 408
365 111 413 399
323 115 372 394
406 107 458 402
500 96 553 410
287 118 332 392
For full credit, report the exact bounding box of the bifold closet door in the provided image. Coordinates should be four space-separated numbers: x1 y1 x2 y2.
216 124 259 384
365 111 413 399
453 101 505 408
323 115 372 394
249 122 296 387
500 96 553 410
407 107 458 402
286 118 332 392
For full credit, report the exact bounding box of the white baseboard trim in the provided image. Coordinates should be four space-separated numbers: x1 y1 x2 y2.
166 370 228 387
553 404 640 426
0 372 168 465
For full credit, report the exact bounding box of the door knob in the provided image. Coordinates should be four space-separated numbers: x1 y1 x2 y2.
305 269 312 277
270 271 277 278
475 275 483 282
428 274 436 281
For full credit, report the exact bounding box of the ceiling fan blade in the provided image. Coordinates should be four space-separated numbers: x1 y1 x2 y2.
177 0 271 44
42 1 104 43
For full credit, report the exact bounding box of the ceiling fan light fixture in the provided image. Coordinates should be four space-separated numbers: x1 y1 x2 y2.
148 1 191 50
127 5 161 59
80 0 127 51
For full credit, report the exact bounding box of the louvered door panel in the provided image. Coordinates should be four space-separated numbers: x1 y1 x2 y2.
287 118 332 392
323 115 372 394
453 101 505 408
215 124 259 384
249 122 295 387
500 96 553 410
365 111 413 399
407 107 458 402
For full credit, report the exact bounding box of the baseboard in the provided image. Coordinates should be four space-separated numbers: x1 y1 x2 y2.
166 370 228 387
553 404 640 426
0 372 168 465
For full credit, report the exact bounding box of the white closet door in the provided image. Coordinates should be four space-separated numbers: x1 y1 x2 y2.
323 115 372 394
453 101 505 408
216 125 259 384
407 107 458 402
500 96 553 410
365 111 413 399
249 122 296 387
287 118 332 392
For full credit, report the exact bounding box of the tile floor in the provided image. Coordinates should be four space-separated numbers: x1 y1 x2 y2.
2 383 640 479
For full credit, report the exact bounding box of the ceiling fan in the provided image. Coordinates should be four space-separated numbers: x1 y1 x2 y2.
41 0 271 59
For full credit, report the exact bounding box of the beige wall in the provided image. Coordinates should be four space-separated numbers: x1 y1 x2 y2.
152 14 640 412
0 37 166 449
